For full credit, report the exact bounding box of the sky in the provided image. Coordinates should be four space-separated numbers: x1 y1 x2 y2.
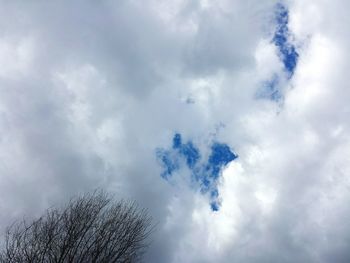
0 0 350 262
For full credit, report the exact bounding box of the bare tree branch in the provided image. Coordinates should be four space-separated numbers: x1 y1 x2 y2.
0 190 154 263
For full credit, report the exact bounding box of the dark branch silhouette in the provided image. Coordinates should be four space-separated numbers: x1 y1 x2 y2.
0 191 153 263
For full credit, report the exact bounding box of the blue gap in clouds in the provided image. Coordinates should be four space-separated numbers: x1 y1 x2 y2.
156 149 180 180
156 133 238 211
273 3 299 77
257 3 299 102
172 133 200 169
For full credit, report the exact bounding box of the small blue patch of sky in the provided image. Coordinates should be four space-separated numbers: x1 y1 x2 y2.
156 149 180 180
256 3 299 102
156 133 238 211
273 3 299 77
206 143 237 180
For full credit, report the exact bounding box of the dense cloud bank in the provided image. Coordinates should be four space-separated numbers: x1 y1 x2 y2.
1 0 350 262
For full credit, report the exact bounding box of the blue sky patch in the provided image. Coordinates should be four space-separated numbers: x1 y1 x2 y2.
156 133 238 211
256 3 299 102
156 149 180 180
273 3 299 77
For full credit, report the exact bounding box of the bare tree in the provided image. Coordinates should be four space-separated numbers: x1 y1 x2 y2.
0 190 154 263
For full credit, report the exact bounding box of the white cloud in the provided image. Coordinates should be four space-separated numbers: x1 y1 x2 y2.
0 36 35 78
1 0 350 262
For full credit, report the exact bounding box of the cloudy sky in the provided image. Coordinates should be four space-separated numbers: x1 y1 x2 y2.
1 0 350 262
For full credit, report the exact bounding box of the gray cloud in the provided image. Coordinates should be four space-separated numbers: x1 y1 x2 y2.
1 0 350 262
